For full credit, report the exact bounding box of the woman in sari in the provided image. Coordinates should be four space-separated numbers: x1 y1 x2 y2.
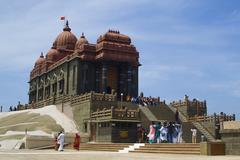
73 133 81 150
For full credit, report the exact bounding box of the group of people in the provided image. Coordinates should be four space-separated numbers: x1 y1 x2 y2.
138 121 183 144
131 96 161 106
54 131 81 151
137 121 200 144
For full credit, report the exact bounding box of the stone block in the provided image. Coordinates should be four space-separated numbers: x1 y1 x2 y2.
200 142 225 155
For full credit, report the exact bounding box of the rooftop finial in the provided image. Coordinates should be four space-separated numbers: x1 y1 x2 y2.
63 20 71 32
40 52 44 58
108 29 119 34
81 32 85 38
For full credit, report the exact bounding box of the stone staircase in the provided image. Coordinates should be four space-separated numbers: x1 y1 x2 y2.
131 143 200 155
168 105 215 142
192 122 215 142
148 105 175 121
139 105 158 122
168 105 188 122
79 143 133 152
181 122 201 143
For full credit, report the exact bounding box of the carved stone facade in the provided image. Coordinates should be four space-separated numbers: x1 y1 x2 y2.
29 21 140 105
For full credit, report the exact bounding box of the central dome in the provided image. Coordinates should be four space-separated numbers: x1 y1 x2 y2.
54 21 77 50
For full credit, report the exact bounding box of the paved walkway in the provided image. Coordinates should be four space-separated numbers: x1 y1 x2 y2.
0 150 239 160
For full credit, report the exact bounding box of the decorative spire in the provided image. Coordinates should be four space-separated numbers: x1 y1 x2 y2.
81 32 85 38
63 20 71 32
40 52 44 58
108 29 120 34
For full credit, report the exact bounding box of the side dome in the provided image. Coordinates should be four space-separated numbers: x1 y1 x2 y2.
75 32 89 49
35 52 45 67
46 48 59 62
97 30 131 44
54 21 77 50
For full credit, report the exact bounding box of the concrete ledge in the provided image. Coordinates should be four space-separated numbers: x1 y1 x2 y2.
220 129 240 155
25 136 54 149
200 142 225 155
25 133 89 149
220 129 240 133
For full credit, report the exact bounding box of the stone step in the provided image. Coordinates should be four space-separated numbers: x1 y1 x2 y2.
80 144 131 147
135 147 200 151
131 150 200 155
148 105 175 121
80 146 129 149
139 106 158 121
33 143 70 150
143 144 200 148
192 122 215 141
79 143 132 152
81 143 132 145
80 148 119 152
130 143 201 155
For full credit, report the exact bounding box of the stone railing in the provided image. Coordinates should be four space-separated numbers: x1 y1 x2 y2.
113 108 140 120
189 114 235 122
71 92 117 105
71 93 92 105
44 97 54 106
170 100 206 109
24 92 117 110
91 107 140 120
91 108 112 119
170 101 188 108
91 92 117 101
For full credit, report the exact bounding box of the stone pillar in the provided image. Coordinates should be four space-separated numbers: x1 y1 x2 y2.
119 66 125 95
102 63 108 93
127 65 132 96
131 66 138 98
83 64 88 92
95 67 100 93
41 79 45 101
66 62 69 95
36 80 39 103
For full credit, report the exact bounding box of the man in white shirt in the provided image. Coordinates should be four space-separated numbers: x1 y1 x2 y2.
190 128 197 143
57 131 65 151
160 122 168 143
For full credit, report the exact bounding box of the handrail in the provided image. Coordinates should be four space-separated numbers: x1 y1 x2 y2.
192 121 215 140
189 114 235 122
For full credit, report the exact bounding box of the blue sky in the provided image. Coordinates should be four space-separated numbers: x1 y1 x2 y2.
0 0 239 119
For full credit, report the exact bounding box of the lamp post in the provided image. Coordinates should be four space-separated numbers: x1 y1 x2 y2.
120 93 123 109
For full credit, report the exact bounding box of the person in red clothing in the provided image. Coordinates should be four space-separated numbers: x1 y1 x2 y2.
73 133 81 150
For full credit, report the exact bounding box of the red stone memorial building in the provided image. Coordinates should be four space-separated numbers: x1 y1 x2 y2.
29 21 140 103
